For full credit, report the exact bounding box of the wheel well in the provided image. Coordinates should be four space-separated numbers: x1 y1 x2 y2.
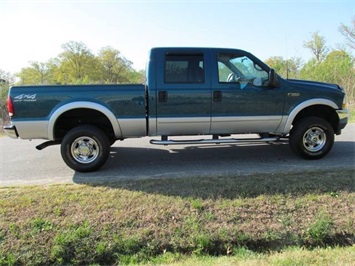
292 105 338 131
53 108 115 140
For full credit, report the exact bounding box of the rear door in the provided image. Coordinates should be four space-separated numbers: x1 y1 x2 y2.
155 49 212 135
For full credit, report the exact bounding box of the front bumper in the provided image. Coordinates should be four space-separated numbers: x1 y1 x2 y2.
3 124 19 139
336 109 350 134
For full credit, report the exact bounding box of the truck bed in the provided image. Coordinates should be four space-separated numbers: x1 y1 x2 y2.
9 84 147 140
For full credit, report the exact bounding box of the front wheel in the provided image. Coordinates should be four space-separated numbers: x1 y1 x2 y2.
289 117 334 160
61 125 110 172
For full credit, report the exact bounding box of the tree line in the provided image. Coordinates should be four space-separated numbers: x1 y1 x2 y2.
264 25 354 108
16 41 145 85
0 41 145 125
0 17 354 126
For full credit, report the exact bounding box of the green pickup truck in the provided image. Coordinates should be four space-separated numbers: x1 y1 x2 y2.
4 47 349 172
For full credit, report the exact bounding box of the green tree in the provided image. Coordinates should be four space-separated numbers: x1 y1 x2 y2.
128 69 146 84
264 56 285 73
304 31 329 63
323 50 355 108
300 50 354 108
265 56 302 79
339 16 355 51
0 69 14 125
17 61 54 85
15 41 145 86
98 46 133 84
57 41 100 84
97 47 145 84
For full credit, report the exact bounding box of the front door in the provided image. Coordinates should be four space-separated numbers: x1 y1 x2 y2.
211 52 284 134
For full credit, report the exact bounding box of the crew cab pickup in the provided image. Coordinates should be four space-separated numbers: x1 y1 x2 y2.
4 47 349 172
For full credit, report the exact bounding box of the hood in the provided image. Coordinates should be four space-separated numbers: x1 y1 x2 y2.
287 79 343 92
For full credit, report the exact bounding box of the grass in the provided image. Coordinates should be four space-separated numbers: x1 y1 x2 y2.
0 168 354 265
350 108 355 122
150 246 355 265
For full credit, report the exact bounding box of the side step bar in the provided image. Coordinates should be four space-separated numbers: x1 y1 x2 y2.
150 135 280 146
36 140 61 150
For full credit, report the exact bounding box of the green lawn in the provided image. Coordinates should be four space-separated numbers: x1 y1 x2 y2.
1 169 354 265
147 246 355 265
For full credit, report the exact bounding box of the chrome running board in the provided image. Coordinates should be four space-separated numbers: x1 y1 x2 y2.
150 135 280 146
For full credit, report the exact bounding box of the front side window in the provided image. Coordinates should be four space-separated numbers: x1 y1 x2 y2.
218 54 268 87
165 54 204 83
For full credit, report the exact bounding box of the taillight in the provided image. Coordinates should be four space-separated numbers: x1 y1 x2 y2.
7 96 14 117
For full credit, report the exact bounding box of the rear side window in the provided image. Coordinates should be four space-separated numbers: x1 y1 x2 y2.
165 54 204 83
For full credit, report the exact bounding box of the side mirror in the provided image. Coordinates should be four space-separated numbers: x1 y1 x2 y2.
269 69 279 88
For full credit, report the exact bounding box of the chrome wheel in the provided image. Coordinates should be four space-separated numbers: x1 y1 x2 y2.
290 117 334 159
61 125 110 172
71 136 99 164
302 126 326 152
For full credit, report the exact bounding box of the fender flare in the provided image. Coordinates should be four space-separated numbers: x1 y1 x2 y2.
280 98 339 134
47 101 122 140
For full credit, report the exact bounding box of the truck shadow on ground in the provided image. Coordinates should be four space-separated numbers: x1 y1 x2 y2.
73 140 355 199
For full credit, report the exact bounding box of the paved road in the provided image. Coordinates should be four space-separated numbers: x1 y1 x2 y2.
1 124 354 186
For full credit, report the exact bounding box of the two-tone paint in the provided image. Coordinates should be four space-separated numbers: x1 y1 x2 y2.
8 84 146 140
5 47 349 144
146 48 348 137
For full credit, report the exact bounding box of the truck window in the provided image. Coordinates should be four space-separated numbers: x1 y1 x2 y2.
165 54 204 83
217 54 268 86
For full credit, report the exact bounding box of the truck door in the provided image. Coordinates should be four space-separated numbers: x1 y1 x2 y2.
211 52 284 134
155 51 211 135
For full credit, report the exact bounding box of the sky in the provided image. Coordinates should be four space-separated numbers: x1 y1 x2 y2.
0 0 354 74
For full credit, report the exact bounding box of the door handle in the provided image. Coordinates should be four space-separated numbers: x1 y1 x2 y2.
213 91 222 102
158 91 168 102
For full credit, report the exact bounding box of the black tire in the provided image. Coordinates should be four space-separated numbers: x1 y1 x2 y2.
61 125 110 172
289 117 334 160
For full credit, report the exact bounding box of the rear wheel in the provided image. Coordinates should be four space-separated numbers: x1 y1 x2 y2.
61 125 110 172
289 117 334 159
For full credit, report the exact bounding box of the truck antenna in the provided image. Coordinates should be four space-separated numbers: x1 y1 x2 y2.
286 34 289 79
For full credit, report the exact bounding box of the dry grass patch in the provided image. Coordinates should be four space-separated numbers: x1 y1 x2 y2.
0 169 354 265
